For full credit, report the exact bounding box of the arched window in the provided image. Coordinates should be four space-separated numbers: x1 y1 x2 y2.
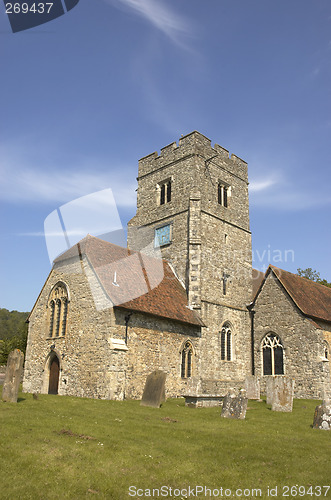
181 341 193 378
48 282 69 338
262 333 284 375
48 300 55 337
323 341 329 360
221 324 232 361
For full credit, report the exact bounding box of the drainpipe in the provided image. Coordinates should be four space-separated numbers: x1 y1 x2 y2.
248 308 256 375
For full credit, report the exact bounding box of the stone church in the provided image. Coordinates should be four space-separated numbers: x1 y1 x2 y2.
23 131 331 400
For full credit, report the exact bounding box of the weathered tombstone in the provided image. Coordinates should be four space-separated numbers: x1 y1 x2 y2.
271 376 295 412
266 377 275 405
221 389 248 420
313 399 331 431
1 349 24 403
186 376 202 395
140 370 166 408
244 376 260 400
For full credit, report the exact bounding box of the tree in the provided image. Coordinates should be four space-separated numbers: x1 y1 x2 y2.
0 308 28 365
297 268 331 288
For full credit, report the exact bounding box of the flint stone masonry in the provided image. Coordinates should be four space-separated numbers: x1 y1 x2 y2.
22 131 330 402
140 370 166 408
244 376 260 400
253 271 330 399
313 401 331 430
2 349 24 403
221 389 248 419
271 376 295 412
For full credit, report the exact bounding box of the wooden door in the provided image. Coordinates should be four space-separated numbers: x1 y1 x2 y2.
48 356 60 394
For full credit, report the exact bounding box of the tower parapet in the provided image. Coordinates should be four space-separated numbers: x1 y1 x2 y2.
137 131 248 184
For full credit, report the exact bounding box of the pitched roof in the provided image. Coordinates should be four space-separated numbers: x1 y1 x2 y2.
255 265 331 324
252 268 265 300
54 235 204 327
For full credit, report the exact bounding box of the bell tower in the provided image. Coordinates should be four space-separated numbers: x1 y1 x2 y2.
128 131 253 381
128 131 252 312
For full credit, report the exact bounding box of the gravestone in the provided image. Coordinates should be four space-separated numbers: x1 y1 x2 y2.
1 349 24 403
266 377 275 405
244 376 260 400
140 370 166 408
313 399 331 431
221 389 248 420
271 376 295 412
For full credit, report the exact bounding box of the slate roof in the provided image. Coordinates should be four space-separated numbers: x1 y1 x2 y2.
54 235 204 327
254 265 331 324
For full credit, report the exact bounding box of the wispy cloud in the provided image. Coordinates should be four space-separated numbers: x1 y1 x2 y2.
249 177 279 192
0 145 137 208
249 171 331 210
104 0 191 46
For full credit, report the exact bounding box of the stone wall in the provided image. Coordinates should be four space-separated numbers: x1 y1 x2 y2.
127 131 253 388
253 272 330 399
23 254 201 400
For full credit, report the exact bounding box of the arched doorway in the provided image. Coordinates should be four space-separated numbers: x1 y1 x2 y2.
48 355 60 394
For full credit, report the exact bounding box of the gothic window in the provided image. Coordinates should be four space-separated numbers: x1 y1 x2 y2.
262 333 284 375
218 183 229 208
48 301 55 337
221 324 232 361
158 180 172 205
48 282 69 338
181 341 193 378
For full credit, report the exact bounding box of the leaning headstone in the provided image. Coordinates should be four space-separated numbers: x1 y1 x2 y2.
1 349 24 403
140 370 166 408
244 376 260 400
271 376 295 412
313 400 331 430
266 377 275 405
221 389 248 420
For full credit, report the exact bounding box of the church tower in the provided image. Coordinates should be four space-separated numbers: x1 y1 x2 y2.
128 131 253 384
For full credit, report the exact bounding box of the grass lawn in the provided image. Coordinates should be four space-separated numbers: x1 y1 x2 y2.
0 388 330 499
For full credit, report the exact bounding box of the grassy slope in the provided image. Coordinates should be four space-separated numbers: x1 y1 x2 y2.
0 390 330 499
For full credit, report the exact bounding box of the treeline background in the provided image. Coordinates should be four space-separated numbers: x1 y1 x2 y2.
0 308 29 365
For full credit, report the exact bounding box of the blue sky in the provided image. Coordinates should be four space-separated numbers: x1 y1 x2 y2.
1 0 330 312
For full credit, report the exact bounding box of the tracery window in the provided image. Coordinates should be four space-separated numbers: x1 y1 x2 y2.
221 324 232 361
48 282 69 338
181 341 193 378
262 333 284 375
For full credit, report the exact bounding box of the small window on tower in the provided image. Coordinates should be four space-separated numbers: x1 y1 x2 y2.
218 183 229 208
158 180 172 205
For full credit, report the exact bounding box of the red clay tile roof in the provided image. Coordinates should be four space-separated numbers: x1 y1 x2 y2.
54 235 204 327
267 265 331 323
252 268 265 300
